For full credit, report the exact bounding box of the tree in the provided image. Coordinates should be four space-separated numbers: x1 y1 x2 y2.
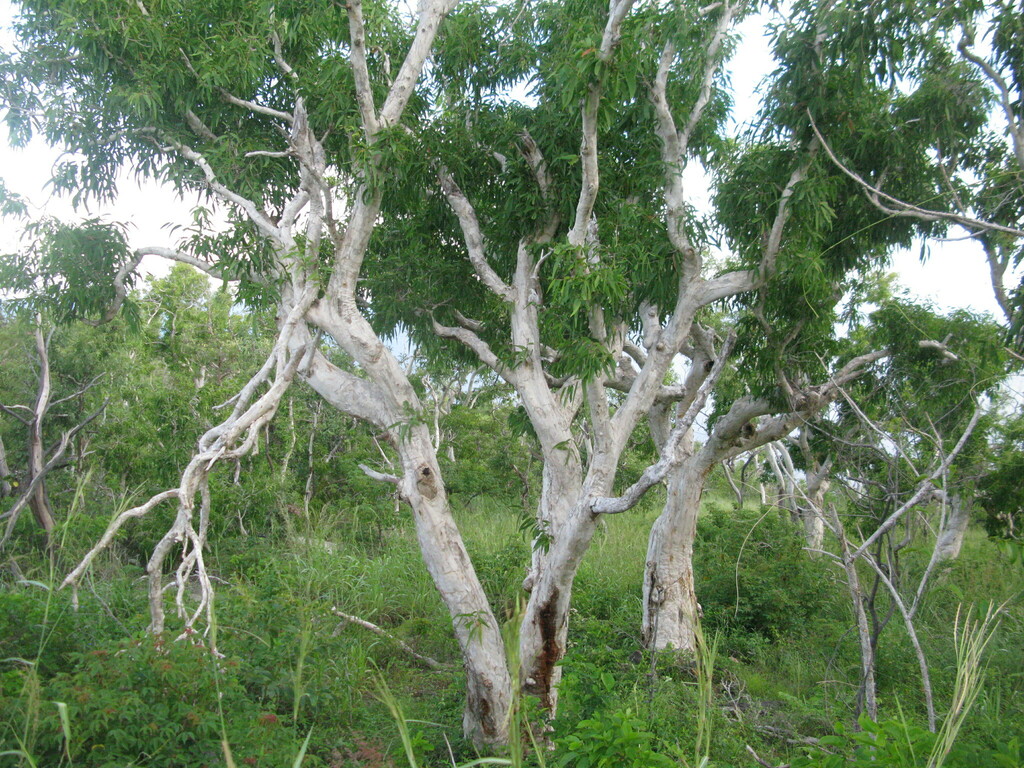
4 0 1012 743
0 312 106 548
4 0 514 744
793 0 1024 341
766 302 1009 725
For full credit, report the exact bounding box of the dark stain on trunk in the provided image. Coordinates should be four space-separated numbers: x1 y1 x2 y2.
528 587 562 712
467 672 496 738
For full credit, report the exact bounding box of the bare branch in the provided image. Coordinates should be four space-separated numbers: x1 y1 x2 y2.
679 0 742 153
856 547 936 731
597 0 637 61
852 406 982 559
244 149 292 159
359 463 401 485
593 331 736 515
567 0 637 246
432 318 519 387
60 490 179 588
218 87 294 124
347 0 380 139
0 404 32 425
331 607 446 670
958 36 1024 175
437 168 514 301
809 115 1024 239
157 135 281 240
2 399 108 548
519 130 552 200
918 339 959 362
137 246 224 279
760 143 819 282
378 0 460 129
185 110 219 142
270 28 298 81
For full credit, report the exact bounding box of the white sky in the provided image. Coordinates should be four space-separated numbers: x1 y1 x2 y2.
0 1 1008 319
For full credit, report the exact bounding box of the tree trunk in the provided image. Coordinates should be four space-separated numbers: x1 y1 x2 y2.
399 425 512 746
0 435 11 498
518 499 599 712
828 503 877 721
802 463 830 552
642 445 707 653
28 324 56 538
933 494 970 563
302 301 513 746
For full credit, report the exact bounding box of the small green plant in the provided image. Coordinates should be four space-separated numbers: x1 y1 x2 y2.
554 707 676 768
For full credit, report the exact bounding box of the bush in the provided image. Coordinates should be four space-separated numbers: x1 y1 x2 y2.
555 706 677 768
695 506 836 647
38 635 311 768
790 715 1024 768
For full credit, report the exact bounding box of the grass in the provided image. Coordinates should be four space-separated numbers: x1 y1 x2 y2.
1 482 1022 767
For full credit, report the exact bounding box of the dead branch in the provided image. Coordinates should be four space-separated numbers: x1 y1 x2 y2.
331 607 446 671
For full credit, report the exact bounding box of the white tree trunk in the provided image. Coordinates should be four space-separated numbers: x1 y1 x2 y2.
303 298 513 746
642 452 707 652
518 499 599 711
28 324 56 538
399 426 512 745
802 464 830 552
933 494 971 563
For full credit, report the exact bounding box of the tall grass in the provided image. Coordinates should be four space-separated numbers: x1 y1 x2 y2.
691 619 719 768
927 602 1006 768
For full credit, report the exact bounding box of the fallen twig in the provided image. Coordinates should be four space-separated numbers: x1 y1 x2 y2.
330 607 447 671
746 745 789 768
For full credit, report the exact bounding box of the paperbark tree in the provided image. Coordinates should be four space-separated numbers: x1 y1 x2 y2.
4 0 515 744
0 315 106 548
793 0 1024 342
374 0 796 706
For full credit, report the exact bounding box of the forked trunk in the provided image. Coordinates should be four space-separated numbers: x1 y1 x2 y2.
518 502 599 713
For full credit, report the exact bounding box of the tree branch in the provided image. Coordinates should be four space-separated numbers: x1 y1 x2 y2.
852 406 982 559
592 331 736 514
432 318 519 387
809 115 1024 239
378 0 460 129
157 135 282 241
218 87 294 124
437 167 514 301
347 0 380 140
331 607 446 670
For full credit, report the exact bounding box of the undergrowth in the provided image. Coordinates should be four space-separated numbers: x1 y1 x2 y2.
1 489 1022 767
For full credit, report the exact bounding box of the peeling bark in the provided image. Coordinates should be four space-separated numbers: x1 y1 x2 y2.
643 441 707 652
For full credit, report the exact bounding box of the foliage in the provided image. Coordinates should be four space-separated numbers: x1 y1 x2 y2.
35 636 306 768
791 715 1024 768
978 412 1024 539
694 506 836 646
554 707 677 768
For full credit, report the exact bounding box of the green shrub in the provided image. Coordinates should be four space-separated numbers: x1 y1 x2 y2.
695 507 835 646
39 635 310 768
790 715 1024 768
555 707 677 768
